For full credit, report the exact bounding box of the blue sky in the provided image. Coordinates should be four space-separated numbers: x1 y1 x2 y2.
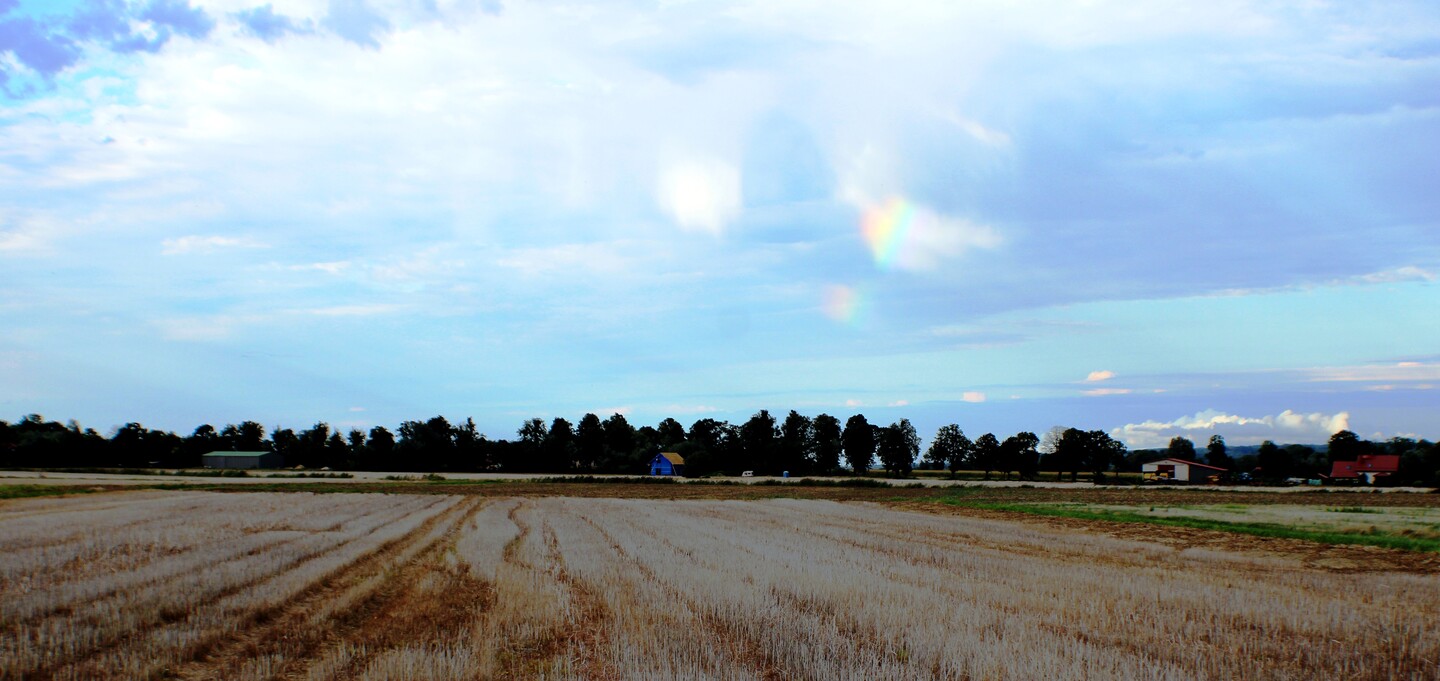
2 0 1438 448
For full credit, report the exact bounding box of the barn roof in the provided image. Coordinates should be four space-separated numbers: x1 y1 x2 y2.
1143 457 1228 471
1329 454 1401 478
656 451 685 465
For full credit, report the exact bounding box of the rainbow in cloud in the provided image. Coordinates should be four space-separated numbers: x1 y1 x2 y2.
822 284 865 326
861 197 915 270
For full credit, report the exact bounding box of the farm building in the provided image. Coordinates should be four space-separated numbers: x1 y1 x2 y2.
649 452 685 476
202 451 283 469
1141 457 1226 483
1329 454 1400 484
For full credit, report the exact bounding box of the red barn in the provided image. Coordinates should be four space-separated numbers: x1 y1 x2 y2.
1329 454 1400 484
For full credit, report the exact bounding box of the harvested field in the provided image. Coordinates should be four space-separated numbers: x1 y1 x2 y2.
1 491 1437 680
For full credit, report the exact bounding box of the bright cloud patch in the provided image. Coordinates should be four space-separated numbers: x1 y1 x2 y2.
160 235 267 255
1112 409 1351 449
1085 370 1115 382
656 160 741 235
961 392 986 403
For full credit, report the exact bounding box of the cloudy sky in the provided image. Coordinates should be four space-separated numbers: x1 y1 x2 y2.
2 0 1438 448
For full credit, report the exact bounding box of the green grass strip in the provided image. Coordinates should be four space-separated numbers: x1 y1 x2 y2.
0 485 107 500
947 500 1440 553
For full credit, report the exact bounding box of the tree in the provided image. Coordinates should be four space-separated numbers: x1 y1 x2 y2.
924 425 970 476
1167 436 1196 461
295 423 332 469
575 413 605 471
1001 432 1040 480
543 418 576 473
326 432 349 467
1327 430 1366 464
688 418 738 475
1084 430 1126 483
842 414 875 475
811 414 843 475
1052 428 1085 481
1256 440 1290 480
601 413 635 472
779 410 814 476
346 428 368 468
1052 428 1124 482
876 419 918 477
454 418 486 471
397 416 454 471
270 428 298 467
235 421 268 452
1205 434 1231 469
656 418 687 449
973 433 1001 479
740 410 780 475
367 426 396 467
514 418 548 471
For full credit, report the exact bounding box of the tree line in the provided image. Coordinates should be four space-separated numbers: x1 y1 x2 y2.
1146 431 1440 485
2 412 1437 485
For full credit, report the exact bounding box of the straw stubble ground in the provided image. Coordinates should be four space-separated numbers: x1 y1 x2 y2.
1 490 1435 680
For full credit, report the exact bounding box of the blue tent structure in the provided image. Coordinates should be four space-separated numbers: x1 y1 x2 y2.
649 452 686 476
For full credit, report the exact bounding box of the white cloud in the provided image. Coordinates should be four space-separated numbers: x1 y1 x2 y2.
1111 409 1350 449
1085 370 1115 382
1305 361 1440 384
161 235 267 255
289 261 352 275
961 391 986 403
0 214 64 255
656 159 742 235
0 228 47 254
1083 387 1132 396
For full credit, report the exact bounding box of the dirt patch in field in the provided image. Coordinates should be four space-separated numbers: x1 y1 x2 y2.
900 502 1440 573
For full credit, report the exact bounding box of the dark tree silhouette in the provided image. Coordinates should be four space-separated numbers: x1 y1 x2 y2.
923 424 969 475
740 410 779 475
811 414 843 475
779 410 814 476
1206 434 1232 469
876 419 918 477
575 413 605 471
842 414 875 475
973 433 1001 479
1001 431 1039 480
1167 436 1196 461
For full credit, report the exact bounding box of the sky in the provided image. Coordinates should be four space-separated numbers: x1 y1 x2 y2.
2 0 1438 449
